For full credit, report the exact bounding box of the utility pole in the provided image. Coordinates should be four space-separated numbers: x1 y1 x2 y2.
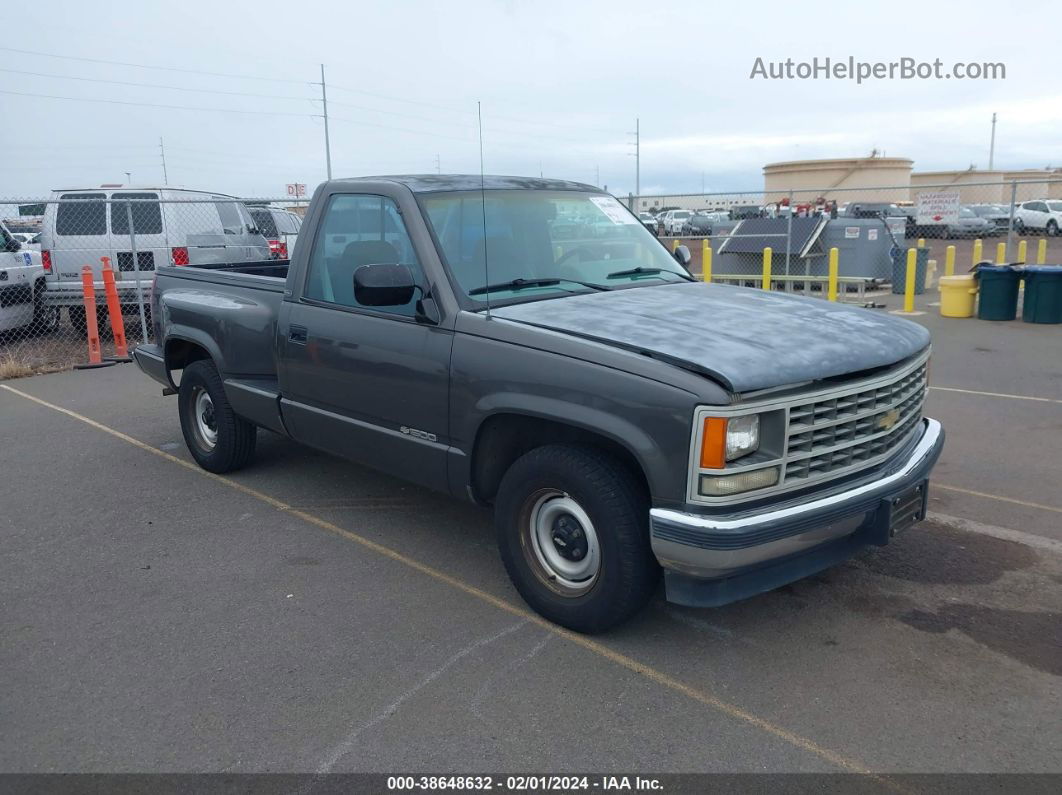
595 164 600 187
159 136 168 185
320 64 333 180
628 118 640 198
988 112 997 171
435 154 441 174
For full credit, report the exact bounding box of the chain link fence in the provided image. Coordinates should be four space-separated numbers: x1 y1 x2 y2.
3 180 1061 379
0 193 302 378
628 178 1062 300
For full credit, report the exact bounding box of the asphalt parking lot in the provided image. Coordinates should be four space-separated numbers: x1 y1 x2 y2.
2 291 1060 779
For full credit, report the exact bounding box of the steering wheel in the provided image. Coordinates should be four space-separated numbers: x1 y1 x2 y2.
555 246 596 266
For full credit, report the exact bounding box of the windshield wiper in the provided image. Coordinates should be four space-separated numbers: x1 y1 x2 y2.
606 266 693 281
468 277 610 296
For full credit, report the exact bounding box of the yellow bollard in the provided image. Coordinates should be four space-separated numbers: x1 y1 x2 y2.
995 241 1006 264
944 245 956 277
904 248 917 313
917 237 925 248
1037 238 1047 265
827 247 839 301
1017 239 1027 264
672 238 680 253
701 239 712 282
972 238 983 265
762 247 772 290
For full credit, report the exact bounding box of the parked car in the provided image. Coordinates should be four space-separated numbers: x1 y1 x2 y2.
135 174 944 633
0 222 55 334
842 202 907 219
39 186 270 332
247 206 302 260
1014 200 1062 236
659 209 692 235
941 207 995 239
637 212 657 235
680 213 714 236
967 204 1011 236
729 204 763 220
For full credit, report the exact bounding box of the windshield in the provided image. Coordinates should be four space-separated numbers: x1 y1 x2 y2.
420 190 690 303
960 208 976 218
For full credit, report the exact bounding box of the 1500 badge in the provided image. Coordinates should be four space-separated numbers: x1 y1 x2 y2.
400 426 437 442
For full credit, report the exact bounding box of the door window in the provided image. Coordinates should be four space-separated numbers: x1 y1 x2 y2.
304 194 422 316
250 209 278 237
56 193 106 236
111 192 162 235
213 197 246 235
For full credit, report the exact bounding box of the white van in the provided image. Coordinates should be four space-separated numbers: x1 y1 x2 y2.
40 187 270 327
1 221 54 334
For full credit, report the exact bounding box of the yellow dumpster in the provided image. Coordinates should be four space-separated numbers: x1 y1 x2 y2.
939 274 977 318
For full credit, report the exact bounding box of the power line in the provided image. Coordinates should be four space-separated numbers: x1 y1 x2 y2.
0 67 316 101
0 46 308 84
0 88 314 117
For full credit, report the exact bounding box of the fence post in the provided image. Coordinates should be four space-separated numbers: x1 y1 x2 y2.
1037 238 1047 264
1006 180 1018 253
784 189 793 278
945 245 956 277
972 238 983 265
125 200 149 344
762 247 772 290
1017 239 1027 264
995 241 1007 264
904 248 917 313
827 247 839 302
701 240 712 282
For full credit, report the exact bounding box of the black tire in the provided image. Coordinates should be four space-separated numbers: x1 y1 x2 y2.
178 359 257 473
1048 220 1059 237
32 286 59 334
494 444 659 633
1014 219 1026 235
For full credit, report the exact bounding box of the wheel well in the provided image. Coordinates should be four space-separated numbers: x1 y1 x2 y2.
471 413 650 505
165 339 212 375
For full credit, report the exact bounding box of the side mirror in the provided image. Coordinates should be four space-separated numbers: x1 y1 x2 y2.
353 263 416 306
673 245 692 267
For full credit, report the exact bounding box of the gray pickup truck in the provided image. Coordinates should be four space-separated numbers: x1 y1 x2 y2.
134 175 944 632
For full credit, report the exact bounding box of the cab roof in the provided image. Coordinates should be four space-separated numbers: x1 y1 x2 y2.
331 175 602 194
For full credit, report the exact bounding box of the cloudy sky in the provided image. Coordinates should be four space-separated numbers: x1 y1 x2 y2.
3 0 1058 199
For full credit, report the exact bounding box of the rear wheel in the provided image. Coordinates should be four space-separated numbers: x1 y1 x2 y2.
1014 218 1026 235
494 444 659 633
32 286 59 334
1048 220 1059 237
178 359 257 473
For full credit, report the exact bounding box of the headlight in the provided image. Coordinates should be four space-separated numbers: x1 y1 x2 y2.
698 414 760 468
725 414 760 461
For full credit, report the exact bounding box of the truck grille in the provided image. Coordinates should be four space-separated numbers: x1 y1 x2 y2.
783 360 927 484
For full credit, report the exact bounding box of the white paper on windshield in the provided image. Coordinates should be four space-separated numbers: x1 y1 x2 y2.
590 196 639 225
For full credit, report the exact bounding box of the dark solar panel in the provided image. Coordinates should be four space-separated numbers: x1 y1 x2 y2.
719 217 824 255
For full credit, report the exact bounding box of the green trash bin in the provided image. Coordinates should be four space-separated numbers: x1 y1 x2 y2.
891 247 929 295
1021 265 1062 324
975 264 1021 321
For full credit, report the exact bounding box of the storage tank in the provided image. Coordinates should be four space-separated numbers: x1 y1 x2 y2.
764 156 913 204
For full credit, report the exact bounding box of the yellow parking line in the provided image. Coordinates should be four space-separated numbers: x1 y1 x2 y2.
934 483 1062 515
1 382 891 780
929 386 1062 405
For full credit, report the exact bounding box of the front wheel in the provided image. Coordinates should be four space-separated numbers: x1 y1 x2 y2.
494 444 659 633
1014 218 1026 235
1048 220 1059 237
178 359 257 473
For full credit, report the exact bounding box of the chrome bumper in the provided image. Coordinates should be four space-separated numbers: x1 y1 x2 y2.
652 417 944 606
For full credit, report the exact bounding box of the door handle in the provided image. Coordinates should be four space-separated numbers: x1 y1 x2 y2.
289 325 308 344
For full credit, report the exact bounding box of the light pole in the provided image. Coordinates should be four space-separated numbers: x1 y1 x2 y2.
125 171 132 186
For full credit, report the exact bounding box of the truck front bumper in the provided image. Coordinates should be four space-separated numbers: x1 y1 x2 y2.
651 417 944 607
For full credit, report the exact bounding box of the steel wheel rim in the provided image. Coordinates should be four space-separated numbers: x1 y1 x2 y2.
524 489 600 596
191 387 218 450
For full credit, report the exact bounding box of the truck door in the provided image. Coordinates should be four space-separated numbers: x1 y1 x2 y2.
278 193 453 492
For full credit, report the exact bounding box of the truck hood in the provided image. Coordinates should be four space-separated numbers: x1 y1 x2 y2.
490 281 930 393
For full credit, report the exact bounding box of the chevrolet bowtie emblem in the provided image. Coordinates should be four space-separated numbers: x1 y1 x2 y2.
877 409 901 431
